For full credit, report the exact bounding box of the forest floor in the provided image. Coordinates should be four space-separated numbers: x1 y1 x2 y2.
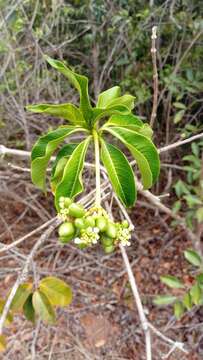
0 155 202 360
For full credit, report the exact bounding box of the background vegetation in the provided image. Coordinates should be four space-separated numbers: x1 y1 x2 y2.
0 0 202 359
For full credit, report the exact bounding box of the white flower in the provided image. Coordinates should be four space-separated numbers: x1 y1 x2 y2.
74 237 82 244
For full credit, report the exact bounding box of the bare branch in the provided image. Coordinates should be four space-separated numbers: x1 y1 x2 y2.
150 26 158 128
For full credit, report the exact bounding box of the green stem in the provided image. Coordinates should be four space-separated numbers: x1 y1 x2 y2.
93 129 101 206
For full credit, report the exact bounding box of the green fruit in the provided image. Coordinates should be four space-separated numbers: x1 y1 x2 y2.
96 216 107 232
74 218 86 229
69 203 85 218
77 243 87 249
103 244 115 254
122 220 129 228
64 197 72 208
58 222 75 239
101 235 113 246
84 216 95 227
59 235 73 244
106 223 117 238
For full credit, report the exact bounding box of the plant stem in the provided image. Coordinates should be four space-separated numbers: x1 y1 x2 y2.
93 129 101 206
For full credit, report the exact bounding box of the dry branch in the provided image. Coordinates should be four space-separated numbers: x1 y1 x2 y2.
150 26 158 128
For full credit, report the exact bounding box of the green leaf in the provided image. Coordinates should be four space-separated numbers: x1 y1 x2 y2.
106 94 135 111
197 274 203 284
97 86 121 108
32 290 56 324
190 283 202 305
0 335 7 352
44 56 92 123
174 301 184 319
92 104 131 124
55 137 91 211
105 114 153 139
174 179 189 197
173 102 186 110
106 113 144 128
139 124 153 139
184 249 202 267
26 103 85 126
196 207 203 223
172 200 182 214
183 195 202 208
173 110 185 124
153 295 177 306
0 299 13 326
160 275 184 289
10 283 32 311
39 276 72 307
182 292 192 310
31 126 85 191
100 140 136 207
105 127 160 188
51 143 78 192
23 294 35 323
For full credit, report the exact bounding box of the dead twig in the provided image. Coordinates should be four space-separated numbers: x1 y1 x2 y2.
150 26 158 128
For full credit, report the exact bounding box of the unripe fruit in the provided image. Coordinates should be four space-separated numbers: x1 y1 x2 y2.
77 243 87 249
59 234 73 244
106 222 117 238
69 203 85 218
74 218 86 229
96 216 107 232
122 220 129 228
58 222 75 239
103 244 115 254
84 216 95 227
101 235 113 246
64 197 72 208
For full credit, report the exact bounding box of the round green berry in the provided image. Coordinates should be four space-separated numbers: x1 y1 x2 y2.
103 244 115 254
58 222 75 240
64 197 72 208
106 222 117 238
101 235 113 246
84 216 95 227
69 203 85 218
96 216 107 232
77 243 87 249
59 234 73 244
74 218 86 229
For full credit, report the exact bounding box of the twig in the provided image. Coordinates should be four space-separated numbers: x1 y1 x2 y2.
159 132 203 153
150 26 158 128
0 217 58 254
2 132 203 161
148 323 188 354
112 193 188 358
119 244 152 360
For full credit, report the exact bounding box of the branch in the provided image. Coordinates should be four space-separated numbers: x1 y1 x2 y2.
0 217 57 254
2 132 203 161
159 132 203 153
119 244 152 360
111 193 188 358
150 26 158 128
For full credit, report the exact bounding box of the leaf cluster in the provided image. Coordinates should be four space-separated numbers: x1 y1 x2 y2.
27 56 160 210
154 249 203 319
0 276 72 351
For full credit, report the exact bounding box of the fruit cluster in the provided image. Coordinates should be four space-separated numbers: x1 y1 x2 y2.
57 197 134 253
